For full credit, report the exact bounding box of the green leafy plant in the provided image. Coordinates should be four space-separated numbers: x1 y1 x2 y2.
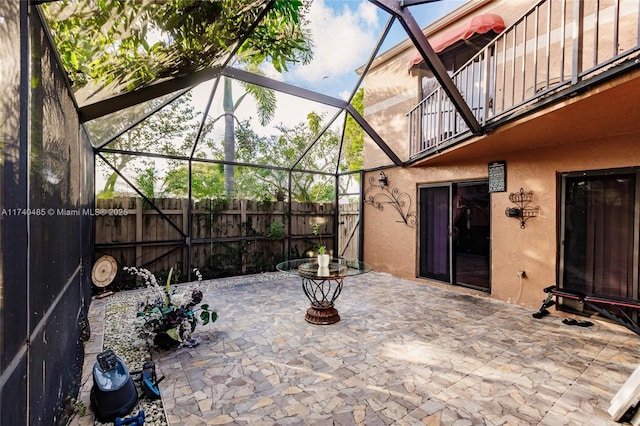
311 223 326 255
125 266 217 349
268 220 285 240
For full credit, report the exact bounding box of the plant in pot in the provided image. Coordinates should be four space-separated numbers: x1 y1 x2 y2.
311 223 330 268
125 266 217 350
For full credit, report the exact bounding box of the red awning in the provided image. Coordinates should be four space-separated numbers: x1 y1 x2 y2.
409 14 505 68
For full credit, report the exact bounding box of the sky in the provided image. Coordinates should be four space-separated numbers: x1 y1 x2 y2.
213 0 468 137
98 0 469 191
270 0 468 99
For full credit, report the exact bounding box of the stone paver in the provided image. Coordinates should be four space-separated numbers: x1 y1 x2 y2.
86 273 640 425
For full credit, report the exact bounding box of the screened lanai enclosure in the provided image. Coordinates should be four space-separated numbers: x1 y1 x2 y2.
42 0 421 282
37 0 475 282
1 0 479 423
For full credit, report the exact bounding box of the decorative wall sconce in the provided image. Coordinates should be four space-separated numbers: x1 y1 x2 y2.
364 171 416 227
377 171 388 188
505 187 539 229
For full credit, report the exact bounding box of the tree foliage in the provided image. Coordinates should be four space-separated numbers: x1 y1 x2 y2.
43 0 313 97
96 94 201 198
343 89 365 175
163 163 226 200
161 112 341 203
233 112 339 203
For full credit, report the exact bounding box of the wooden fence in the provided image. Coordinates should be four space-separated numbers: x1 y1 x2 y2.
95 197 360 282
338 202 360 260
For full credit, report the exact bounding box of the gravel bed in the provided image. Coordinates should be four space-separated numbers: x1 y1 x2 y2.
95 272 288 425
98 293 165 426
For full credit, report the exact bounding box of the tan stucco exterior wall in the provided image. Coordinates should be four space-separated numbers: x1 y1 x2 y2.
363 129 640 309
361 0 640 309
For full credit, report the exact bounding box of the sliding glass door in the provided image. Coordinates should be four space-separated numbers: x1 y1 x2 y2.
418 185 451 282
419 182 490 291
453 183 490 290
561 172 638 299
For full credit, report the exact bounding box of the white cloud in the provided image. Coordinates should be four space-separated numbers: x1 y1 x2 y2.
358 1 379 27
291 0 380 83
339 90 352 101
192 1 382 141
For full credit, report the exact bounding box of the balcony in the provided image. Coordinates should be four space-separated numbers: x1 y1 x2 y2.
408 0 640 159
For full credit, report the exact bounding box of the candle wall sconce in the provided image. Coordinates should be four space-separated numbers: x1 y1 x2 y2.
505 188 539 229
364 171 416 227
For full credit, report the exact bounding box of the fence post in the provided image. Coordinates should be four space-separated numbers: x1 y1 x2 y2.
241 199 247 274
182 198 189 274
135 197 142 265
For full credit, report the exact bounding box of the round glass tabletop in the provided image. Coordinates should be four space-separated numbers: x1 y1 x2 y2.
276 258 372 279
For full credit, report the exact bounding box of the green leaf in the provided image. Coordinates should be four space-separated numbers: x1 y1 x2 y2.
166 328 181 342
165 267 173 307
200 311 210 325
69 51 79 69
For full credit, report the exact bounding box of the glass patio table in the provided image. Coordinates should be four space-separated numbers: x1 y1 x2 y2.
276 258 371 325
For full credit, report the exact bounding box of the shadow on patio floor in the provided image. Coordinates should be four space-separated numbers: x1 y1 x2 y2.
80 272 640 425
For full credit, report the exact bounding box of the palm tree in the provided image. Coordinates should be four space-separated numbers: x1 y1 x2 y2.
222 66 276 197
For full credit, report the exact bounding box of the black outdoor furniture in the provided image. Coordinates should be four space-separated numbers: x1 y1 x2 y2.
533 285 640 335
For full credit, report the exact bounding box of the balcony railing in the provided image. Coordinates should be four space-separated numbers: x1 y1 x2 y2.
408 0 640 158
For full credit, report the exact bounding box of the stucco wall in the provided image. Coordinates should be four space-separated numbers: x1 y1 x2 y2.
364 129 640 309
361 0 640 310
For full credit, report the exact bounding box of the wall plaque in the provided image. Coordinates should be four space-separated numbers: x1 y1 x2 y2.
488 161 506 193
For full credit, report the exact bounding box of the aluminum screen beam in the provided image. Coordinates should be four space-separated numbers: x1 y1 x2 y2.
221 67 349 109
370 0 482 135
78 66 223 123
399 0 444 6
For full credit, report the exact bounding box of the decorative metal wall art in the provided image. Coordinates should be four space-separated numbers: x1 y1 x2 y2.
364 171 416 227
505 187 539 228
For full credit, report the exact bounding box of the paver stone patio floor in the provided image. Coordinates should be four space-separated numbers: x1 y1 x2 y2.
87 272 640 425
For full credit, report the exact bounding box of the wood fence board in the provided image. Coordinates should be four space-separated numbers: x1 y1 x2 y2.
96 197 353 278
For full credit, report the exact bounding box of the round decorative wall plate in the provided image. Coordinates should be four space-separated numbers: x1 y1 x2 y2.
92 255 118 289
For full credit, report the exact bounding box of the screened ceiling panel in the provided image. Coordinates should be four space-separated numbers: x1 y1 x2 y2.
330 71 368 170
42 0 271 107
84 89 188 147
275 0 385 101
192 78 343 167
376 14 410 57
99 88 206 159
41 0 472 181
292 110 344 172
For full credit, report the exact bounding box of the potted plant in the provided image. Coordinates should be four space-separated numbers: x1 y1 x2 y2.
124 266 217 349
311 223 330 268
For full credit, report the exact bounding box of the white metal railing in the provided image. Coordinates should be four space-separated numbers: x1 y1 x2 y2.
408 0 640 158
